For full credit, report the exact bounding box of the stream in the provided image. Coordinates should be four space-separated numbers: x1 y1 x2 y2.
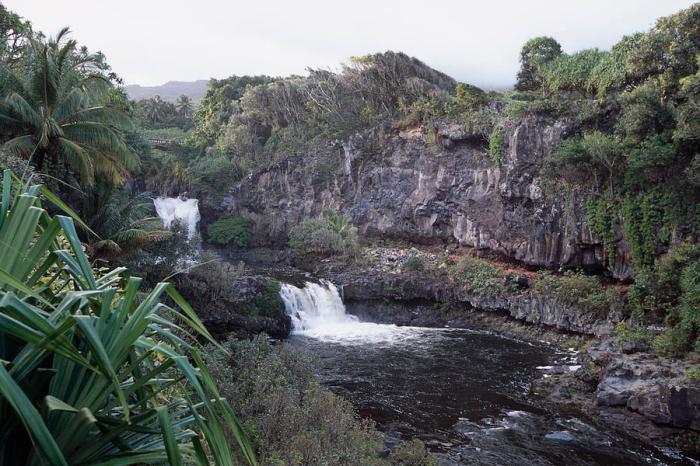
281 280 698 466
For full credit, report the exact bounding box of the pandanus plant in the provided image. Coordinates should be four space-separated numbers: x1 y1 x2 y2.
0 169 257 465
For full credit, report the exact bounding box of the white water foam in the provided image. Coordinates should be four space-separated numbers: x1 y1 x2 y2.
280 280 429 344
153 197 200 240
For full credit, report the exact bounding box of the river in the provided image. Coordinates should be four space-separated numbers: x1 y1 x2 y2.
282 280 698 466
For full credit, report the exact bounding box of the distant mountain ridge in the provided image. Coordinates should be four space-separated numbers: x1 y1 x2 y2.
124 80 209 102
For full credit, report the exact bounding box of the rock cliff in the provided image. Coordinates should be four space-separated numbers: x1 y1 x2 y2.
222 117 633 279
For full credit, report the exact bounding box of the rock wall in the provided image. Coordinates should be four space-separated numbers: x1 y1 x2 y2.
222 117 633 279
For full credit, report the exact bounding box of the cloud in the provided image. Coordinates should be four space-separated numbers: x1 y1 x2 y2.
6 0 696 88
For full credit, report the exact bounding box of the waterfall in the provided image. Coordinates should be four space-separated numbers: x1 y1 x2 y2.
280 280 358 332
153 197 200 240
280 280 424 343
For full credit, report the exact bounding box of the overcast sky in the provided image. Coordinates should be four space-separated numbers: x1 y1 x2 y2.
6 0 697 88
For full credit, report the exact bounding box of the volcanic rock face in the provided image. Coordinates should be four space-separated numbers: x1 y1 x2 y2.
223 117 633 279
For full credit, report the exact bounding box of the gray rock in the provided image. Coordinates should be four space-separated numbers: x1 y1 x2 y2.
545 430 574 442
222 117 636 280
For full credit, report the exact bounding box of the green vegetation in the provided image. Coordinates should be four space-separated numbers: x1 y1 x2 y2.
0 29 136 186
250 280 285 318
534 270 619 317
207 214 254 247
448 256 503 297
510 4 700 354
0 171 255 465
289 209 359 258
489 127 505 167
615 322 653 350
205 336 435 466
404 256 426 272
389 439 437 466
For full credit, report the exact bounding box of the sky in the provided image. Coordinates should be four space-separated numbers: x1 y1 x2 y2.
6 0 698 88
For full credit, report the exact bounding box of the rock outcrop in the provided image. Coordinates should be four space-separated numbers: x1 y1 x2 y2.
301 247 623 336
222 117 634 279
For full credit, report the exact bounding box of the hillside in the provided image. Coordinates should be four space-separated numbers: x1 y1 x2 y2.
124 79 208 102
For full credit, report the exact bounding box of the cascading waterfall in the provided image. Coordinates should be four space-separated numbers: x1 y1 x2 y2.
280 280 423 343
153 196 200 240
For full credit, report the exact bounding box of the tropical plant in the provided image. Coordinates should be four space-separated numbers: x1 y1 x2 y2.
0 28 137 186
515 36 563 93
0 170 256 465
207 214 253 248
289 210 359 258
176 94 194 117
82 182 171 259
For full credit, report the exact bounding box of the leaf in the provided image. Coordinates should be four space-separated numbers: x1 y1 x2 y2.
0 364 68 466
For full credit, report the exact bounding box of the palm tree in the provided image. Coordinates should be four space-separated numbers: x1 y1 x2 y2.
83 182 171 259
143 95 167 123
176 94 193 117
0 28 137 186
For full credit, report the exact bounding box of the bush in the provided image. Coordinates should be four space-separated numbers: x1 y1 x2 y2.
656 259 700 357
404 256 425 272
534 270 618 317
288 210 359 258
489 127 505 167
252 280 285 318
205 336 389 466
389 439 437 466
615 322 653 351
448 256 504 297
208 214 254 247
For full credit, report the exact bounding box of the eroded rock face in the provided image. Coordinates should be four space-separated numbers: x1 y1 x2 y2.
223 117 633 279
583 340 700 432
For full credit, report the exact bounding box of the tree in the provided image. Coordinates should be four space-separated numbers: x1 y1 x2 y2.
0 28 136 186
540 48 608 97
176 94 193 117
142 95 168 124
82 182 171 259
515 36 563 92
0 3 33 68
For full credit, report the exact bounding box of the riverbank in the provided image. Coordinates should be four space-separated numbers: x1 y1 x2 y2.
206 243 700 459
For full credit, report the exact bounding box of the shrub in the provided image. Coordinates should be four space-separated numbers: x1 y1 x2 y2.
615 322 653 351
656 259 700 357
204 336 388 466
252 280 285 318
489 127 505 167
208 214 254 247
448 256 503 297
534 270 618 317
288 210 359 258
389 439 437 466
187 154 241 203
404 256 425 272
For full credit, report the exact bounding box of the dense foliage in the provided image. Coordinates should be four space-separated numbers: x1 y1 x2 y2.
207 214 254 247
516 4 700 354
205 336 435 466
0 171 255 465
289 209 359 258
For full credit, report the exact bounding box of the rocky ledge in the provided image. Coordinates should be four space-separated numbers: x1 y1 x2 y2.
535 339 700 454
303 246 622 336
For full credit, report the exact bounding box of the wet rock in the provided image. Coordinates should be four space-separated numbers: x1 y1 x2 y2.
544 430 574 442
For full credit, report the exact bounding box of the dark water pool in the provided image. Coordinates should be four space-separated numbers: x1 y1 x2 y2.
289 327 697 466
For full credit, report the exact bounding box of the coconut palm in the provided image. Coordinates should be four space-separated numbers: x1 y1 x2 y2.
176 94 193 117
0 28 137 186
143 95 168 123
